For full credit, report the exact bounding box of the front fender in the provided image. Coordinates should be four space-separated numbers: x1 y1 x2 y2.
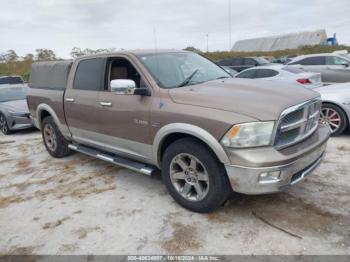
152 123 230 168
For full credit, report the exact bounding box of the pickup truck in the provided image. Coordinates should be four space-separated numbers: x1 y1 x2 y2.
27 50 330 213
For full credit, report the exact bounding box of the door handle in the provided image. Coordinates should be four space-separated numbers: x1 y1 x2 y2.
65 97 75 102
100 101 112 107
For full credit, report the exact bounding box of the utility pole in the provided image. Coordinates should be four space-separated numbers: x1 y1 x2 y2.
206 34 209 52
228 0 232 51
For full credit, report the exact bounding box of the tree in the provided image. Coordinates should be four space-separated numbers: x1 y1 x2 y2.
2 50 19 62
35 49 56 61
23 53 34 61
184 46 201 53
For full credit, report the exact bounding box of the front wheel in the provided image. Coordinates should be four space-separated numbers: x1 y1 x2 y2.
161 138 231 213
320 103 348 136
0 114 11 135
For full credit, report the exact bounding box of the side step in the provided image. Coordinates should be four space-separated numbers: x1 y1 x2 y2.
68 144 157 176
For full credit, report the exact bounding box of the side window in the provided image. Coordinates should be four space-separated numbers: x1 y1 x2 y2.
255 69 279 78
326 56 348 65
244 58 257 66
108 57 142 89
74 58 105 91
235 69 256 79
299 56 325 65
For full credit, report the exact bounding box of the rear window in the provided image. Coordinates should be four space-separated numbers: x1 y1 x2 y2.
235 69 256 78
0 76 23 85
73 58 106 91
282 67 305 74
255 69 279 78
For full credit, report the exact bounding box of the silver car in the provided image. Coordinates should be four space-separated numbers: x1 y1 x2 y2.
316 82 350 136
288 53 350 84
0 86 33 135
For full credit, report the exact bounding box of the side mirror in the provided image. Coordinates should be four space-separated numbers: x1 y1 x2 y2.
110 79 136 94
342 62 349 68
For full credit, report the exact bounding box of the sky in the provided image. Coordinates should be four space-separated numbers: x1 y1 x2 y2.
0 0 350 58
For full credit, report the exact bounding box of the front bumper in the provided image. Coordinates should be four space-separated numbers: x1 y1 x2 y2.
224 125 330 194
8 113 33 131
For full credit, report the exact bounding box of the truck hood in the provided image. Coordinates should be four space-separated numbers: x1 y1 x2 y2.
169 78 319 121
0 99 30 113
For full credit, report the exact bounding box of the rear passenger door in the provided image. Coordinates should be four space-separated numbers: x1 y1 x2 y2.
64 57 106 143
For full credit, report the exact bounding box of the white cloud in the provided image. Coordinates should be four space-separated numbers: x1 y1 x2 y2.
0 0 349 58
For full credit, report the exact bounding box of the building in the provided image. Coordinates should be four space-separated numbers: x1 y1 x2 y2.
232 29 329 52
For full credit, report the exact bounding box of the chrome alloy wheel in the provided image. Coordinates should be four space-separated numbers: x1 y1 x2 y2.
169 153 209 202
320 107 341 134
0 115 8 134
43 124 57 151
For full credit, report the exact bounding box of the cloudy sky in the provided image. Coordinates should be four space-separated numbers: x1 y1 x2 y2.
1 0 349 58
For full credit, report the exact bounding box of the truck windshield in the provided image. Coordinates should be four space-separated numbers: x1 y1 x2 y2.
136 52 230 88
0 87 27 102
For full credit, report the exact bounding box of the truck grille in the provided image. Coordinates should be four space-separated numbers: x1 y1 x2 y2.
275 99 321 149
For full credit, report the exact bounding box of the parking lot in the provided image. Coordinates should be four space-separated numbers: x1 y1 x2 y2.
0 129 349 255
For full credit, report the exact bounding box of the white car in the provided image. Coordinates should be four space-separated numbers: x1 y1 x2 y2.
234 65 323 88
315 82 350 136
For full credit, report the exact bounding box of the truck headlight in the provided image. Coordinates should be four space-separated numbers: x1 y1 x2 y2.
220 121 275 148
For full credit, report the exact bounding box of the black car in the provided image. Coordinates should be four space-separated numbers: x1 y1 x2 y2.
216 57 272 72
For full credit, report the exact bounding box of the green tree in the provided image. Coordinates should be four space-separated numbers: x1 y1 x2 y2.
184 46 201 53
35 49 56 61
2 50 19 62
23 53 34 61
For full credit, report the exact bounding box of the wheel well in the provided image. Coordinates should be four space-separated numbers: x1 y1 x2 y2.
39 110 51 126
159 133 219 164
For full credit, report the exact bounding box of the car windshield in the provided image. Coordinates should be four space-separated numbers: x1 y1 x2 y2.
0 76 24 85
339 54 350 61
0 87 28 102
255 57 270 65
136 52 230 88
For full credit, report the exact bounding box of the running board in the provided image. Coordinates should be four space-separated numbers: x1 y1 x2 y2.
68 144 156 176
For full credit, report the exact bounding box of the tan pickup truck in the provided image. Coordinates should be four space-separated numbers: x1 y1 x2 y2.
27 50 330 212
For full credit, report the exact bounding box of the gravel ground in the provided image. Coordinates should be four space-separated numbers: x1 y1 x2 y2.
0 129 349 255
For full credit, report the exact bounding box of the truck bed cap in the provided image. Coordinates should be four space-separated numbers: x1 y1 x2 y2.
29 60 72 90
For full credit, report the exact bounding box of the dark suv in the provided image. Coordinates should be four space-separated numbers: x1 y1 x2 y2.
216 57 271 72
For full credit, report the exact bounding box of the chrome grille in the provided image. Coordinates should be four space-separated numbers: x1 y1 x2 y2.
275 99 321 149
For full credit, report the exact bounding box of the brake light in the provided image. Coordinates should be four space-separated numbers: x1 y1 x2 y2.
296 78 312 84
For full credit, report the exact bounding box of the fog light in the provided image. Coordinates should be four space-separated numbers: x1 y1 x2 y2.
259 170 281 184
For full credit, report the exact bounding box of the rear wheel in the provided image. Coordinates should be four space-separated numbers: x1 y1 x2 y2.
42 116 71 158
161 137 231 213
320 103 348 136
0 114 11 135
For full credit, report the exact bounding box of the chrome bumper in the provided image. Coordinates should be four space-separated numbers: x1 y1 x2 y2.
224 126 330 195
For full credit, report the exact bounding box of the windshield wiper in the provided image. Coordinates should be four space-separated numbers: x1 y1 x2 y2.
178 69 199 87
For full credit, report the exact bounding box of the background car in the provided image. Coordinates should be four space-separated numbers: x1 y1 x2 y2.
0 75 25 87
220 66 237 76
216 57 273 72
315 83 350 136
0 86 33 135
287 53 350 84
234 65 323 88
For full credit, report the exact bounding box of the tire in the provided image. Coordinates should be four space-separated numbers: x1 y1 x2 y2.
0 113 11 135
41 116 71 158
161 137 231 213
320 103 348 136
